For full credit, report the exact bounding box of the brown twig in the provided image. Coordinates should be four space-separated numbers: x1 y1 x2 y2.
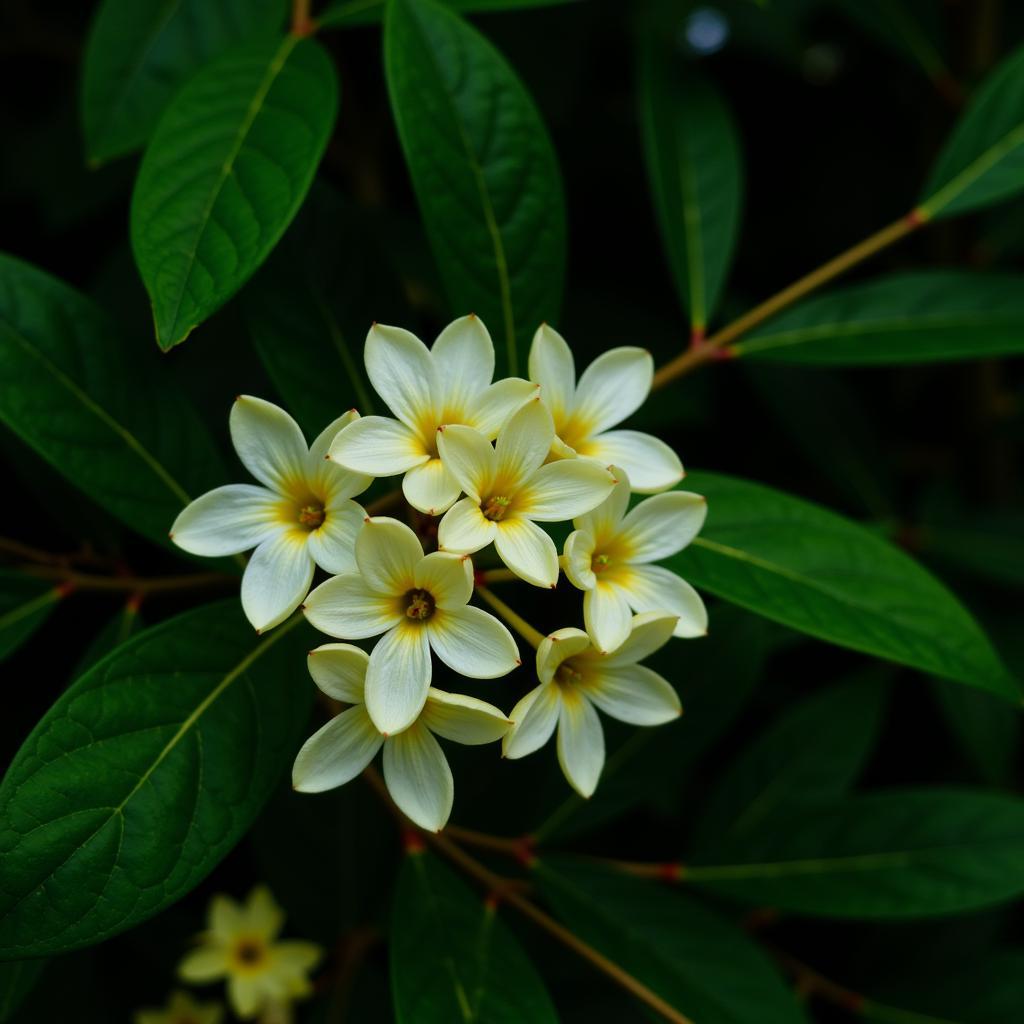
16 565 235 594
291 0 316 36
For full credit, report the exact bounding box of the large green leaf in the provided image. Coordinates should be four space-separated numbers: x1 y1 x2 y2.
734 272 1024 364
638 32 742 333
687 789 1024 918
131 33 338 350
384 0 566 375
391 851 558 1023
671 472 1018 700
536 857 808 1024
0 253 224 548
0 602 311 958
919 44 1024 219
692 671 889 853
321 0 575 28
0 573 64 662
80 0 287 164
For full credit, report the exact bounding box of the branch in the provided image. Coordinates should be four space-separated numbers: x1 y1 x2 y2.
475 585 545 649
17 565 235 594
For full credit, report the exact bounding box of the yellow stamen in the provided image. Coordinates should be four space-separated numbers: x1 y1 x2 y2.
404 589 435 621
556 662 583 686
483 495 512 521
298 504 325 528
592 553 611 574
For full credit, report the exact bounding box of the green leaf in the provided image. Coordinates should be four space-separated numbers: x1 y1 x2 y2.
687 789 1024 918
671 472 1019 700
919 44 1024 219
0 573 63 662
932 677 1019 788
734 272 1024 364
638 32 742 332
130 33 338 350
80 0 287 164
391 851 558 1023
384 0 566 375
536 857 808 1024
692 671 889 853
321 0 576 28
0 254 224 548
0 958 45 1022
0 602 311 958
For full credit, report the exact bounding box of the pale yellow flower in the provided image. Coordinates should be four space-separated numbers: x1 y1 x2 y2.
135 990 223 1024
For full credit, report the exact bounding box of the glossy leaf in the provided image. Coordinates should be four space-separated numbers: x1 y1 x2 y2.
638 33 742 332
80 0 287 164
384 0 566 374
920 44 1024 219
734 272 1024 364
0 602 312 958
692 671 889 853
391 851 558 1023
671 472 1019 700
688 789 1024 918
321 0 575 28
0 573 64 662
0 253 223 548
536 857 808 1024
131 33 338 349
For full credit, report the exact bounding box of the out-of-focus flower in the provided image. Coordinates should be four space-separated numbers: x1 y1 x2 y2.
134 990 223 1024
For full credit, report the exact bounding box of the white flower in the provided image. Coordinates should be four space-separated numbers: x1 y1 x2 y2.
293 644 510 831
436 399 617 588
178 886 321 1021
563 467 708 652
528 324 683 493
170 397 370 633
328 316 538 514
503 613 681 797
302 516 519 735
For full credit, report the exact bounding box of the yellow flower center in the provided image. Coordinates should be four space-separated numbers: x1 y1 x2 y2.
555 661 584 686
591 553 611 574
404 589 435 621
482 495 512 521
229 936 268 973
298 504 325 528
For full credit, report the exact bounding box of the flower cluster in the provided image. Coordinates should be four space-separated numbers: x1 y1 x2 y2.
172 316 706 830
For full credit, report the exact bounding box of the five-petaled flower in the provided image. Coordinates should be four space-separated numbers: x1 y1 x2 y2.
328 316 537 514
134 990 223 1024
436 399 617 587
302 516 520 735
170 397 370 633
293 643 510 831
528 324 683 493
503 613 681 797
177 887 321 1021
563 467 708 652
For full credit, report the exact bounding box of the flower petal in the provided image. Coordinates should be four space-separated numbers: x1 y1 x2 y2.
241 531 314 633
303 573 402 639
230 396 309 494
179 946 230 983
244 885 284 940
503 682 561 759
435 424 496 501
619 490 707 562
431 314 495 414
562 529 597 591
292 704 383 792
355 516 422 595
422 688 510 745
466 377 540 439
328 415 429 476
536 626 592 684
579 430 683 494
364 323 438 432
170 484 279 556
306 643 368 703
621 566 708 639
573 467 631 541
493 518 559 588
428 605 520 678
437 496 496 554
582 665 681 725
415 551 473 609
310 411 372 500
306 498 365 574
309 409 358 472
382 721 453 831
574 347 653 435
557 690 605 798
517 459 616 522
208 893 242 942
364 621 432 734
528 324 576 422
272 940 322 975
494 398 554 490
583 582 633 654
602 610 680 666
227 975 264 1019
402 457 462 515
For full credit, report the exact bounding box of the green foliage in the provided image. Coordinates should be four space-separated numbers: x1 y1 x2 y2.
131 33 338 349
0 602 312 958
384 0 566 374
391 851 558 1023
0 573 62 661
320 0 575 28
673 472 1018 699
735 272 1024 364
80 0 288 164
